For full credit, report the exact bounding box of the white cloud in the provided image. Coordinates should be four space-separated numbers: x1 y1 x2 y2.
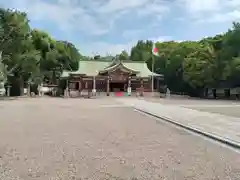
150 36 173 43
2 0 240 56
136 1 170 20
97 0 149 13
1 0 114 35
179 0 221 14
98 0 170 21
82 36 172 56
1 0 170 36
178 0 240 23
0 0 174 56
122 29 143 39
81 40 136 56
199 10 240 23
225 0 240 8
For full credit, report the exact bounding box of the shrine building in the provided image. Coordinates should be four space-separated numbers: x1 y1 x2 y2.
60 58 163 96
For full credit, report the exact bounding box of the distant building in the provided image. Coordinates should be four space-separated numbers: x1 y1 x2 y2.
60 58 163 96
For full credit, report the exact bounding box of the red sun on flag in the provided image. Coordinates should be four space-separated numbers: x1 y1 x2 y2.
152 43 159 56
153 47 158 53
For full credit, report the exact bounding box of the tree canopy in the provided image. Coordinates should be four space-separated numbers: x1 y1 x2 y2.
118 22 240 96
0 8 82 95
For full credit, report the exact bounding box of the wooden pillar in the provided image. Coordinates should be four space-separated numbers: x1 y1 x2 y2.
106 76 110 96
39 83 44 96
85 81 88 89
65 80 69 97
140 78 143 96
78 80 81 91
92 76 96 96
150 77 153 92
27 82 31 96
38 84 41 96
7 85 10 97
127 77 131 96
78 80 81 97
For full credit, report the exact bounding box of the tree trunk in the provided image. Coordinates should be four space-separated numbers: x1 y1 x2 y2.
18 76 24 96
204 88 208 98
27 82 31 96
52 70 57 85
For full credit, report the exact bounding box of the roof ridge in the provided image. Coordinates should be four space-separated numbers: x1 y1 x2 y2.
80 59 113 62
121 60 146 63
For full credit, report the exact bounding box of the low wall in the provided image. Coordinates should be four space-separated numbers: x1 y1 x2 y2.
65 90 192 99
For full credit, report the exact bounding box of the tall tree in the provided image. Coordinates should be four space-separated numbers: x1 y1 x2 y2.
130 40 152 61
118 50 129 60
0 8 41 95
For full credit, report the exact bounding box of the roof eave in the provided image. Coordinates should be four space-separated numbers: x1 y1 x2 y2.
99 63 139 74
148 74 164 77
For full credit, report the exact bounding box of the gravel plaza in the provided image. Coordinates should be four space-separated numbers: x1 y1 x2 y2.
0 97 239 180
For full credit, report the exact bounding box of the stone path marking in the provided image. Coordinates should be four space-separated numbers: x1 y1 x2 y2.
117 98 240 149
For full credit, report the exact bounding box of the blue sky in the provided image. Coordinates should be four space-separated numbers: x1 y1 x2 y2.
1 0 240 56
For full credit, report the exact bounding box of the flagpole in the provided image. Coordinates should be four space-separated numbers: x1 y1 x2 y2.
151 54 154 93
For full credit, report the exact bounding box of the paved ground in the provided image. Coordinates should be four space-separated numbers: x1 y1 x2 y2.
120 98 240 148
144 97 240 117
0 97 239 180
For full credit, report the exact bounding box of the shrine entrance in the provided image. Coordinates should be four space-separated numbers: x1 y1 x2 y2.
104 67 130 93
110 81 127 92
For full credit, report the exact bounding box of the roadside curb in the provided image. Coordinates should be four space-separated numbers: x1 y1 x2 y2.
135 108 240 150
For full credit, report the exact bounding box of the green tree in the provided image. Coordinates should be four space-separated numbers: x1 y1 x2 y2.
183 45 217 89
130 40 152 61
0 9 41 95
118 50 129 60
128 22 240 96
31 30 81 84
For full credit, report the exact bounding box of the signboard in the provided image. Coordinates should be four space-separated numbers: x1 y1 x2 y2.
109 69 130 81
110 74 128 81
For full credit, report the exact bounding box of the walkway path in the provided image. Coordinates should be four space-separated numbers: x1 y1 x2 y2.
117 98 240 149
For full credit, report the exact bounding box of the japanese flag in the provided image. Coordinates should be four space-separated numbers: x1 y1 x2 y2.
152 43 159 56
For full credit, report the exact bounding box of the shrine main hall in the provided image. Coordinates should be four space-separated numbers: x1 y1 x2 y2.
60 58 163 96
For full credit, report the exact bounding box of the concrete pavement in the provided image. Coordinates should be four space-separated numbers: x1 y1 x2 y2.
117 98 240 149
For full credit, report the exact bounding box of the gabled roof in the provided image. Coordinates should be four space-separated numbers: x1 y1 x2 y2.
122 61 162 77
61 60 111 77
61 59 163 78
98 60 139 74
